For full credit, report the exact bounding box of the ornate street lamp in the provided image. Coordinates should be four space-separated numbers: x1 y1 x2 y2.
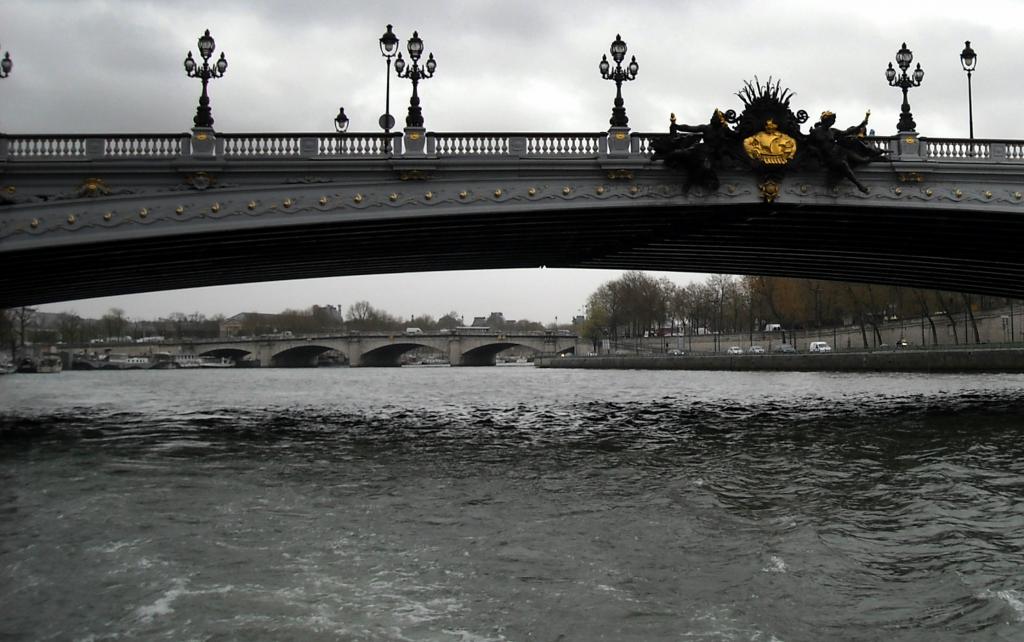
334 107 349 132
960 40 977 141
885 42 924 133
394 30 436 128
599 34 639 128
0 45 12 79
379 24 400 152
183 29 228 129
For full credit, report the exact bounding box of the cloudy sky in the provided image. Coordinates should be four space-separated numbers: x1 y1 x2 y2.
6 0 1020 323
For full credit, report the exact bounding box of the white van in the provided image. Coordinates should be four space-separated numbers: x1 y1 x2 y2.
809 341 832 353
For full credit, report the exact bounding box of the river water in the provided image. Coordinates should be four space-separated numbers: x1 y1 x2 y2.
2 367 1024 641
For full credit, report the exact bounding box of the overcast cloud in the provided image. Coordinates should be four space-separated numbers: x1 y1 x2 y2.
6 0 1020 322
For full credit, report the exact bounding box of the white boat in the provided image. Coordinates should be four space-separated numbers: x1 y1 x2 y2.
18 355 64 373
199 356 235 368
103 354 152 369
37 355 64 373
173 354 203 368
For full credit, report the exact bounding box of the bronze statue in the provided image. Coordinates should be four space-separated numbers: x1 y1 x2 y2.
806 110 888 193
651 80 891 200
650 109 737 192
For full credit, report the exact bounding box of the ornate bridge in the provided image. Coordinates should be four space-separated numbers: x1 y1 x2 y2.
87 331 580 367
3 121 1024 308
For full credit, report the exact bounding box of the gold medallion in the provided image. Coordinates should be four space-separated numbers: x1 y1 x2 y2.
743 119 797 166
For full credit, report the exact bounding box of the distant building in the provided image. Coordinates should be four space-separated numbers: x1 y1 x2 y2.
485 312 506 327
219 312 280 337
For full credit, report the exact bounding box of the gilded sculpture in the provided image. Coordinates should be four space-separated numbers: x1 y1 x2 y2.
651 78 889 199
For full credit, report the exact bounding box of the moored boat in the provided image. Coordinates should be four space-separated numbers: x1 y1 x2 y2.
173 354 203 368
199 356 235 368
17 355 63 373
37 355 64 373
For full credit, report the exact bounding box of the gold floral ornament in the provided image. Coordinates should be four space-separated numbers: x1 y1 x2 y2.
185 172 216 191
743 119 797 166
758 179 781 203
78 177 112 198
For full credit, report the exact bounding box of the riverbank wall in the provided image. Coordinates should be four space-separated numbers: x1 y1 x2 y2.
536 348 1024 372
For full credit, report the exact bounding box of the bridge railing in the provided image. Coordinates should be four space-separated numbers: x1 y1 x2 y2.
218 132 402 158
919 138 1024 161
2 133 190 160
427 132 608 158
3 130 1024 164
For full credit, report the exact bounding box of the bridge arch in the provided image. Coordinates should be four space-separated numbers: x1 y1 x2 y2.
198 346 252 360
270 344 345 367
358 341 442 367
458 340 576 366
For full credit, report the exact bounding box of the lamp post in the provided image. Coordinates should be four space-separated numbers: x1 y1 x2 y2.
333 107 349 132
599 34 638 128
0 45 11 79
379 25 399 153
394 30 436 128
183 29 228 129
960 40 977 142
885 42 924 133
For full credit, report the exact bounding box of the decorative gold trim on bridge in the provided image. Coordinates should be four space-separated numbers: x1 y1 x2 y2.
79 177 111 198
399 170 430 181
758 179 780 203
743 119 796 166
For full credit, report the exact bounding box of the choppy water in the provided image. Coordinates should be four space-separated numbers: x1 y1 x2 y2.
2 367 1024 641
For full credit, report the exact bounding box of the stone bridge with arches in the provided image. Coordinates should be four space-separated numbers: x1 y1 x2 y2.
3 121 1024 308
146 331 580 367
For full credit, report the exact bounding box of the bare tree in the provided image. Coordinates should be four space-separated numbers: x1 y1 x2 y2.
102 307 127 339
961 293 982 344
14 306 37 351
57 312 84 345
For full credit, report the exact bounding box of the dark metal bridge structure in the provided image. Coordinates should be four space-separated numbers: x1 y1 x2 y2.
2 125 1024 309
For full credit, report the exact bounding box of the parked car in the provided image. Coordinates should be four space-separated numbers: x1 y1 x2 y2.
895 338 910 348
726 346 744 355
749 345 766 354
809 341 833 353
773 343 797 353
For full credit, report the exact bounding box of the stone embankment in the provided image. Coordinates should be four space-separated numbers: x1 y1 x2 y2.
536 348 1024 372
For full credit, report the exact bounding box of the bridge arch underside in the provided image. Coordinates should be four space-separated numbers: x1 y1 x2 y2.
458 341 570 366
4 182 1024 308
198 347 251 361
358 342 437 367
271 344 338 367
